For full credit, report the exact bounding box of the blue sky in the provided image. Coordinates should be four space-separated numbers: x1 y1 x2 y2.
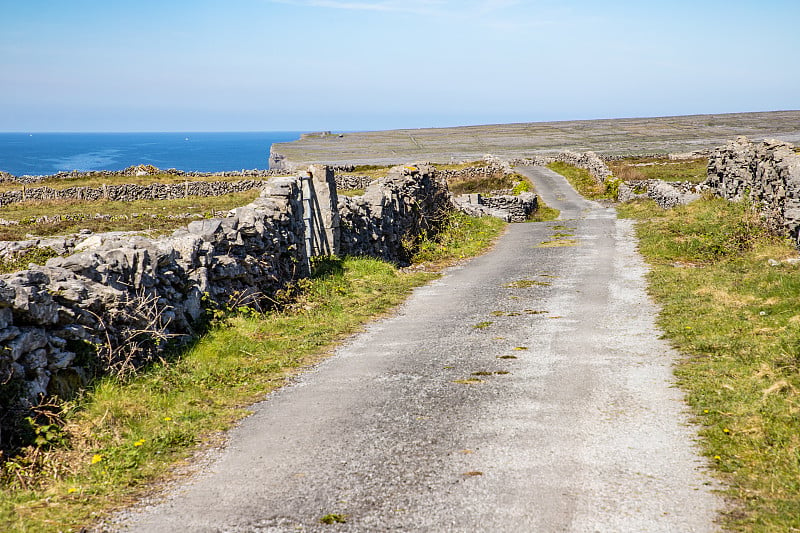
1 0 798 132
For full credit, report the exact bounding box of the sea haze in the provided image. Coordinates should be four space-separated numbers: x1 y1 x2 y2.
0 132 303 177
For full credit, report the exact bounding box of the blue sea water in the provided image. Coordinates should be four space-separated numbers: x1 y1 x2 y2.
0 132 303 177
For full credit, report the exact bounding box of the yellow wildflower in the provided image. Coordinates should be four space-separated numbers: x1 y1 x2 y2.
91 454 103 464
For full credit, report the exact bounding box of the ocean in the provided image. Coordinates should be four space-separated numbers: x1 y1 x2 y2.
0 132 304 177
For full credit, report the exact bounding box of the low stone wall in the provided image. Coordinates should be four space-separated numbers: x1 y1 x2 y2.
0 179 307 427
335 175 373 190
511 151 612 184
338 165 453 262
2 165 289 185
0 165 454 443
617 180 702 208
455 193 538 222
705 137 800 240
0 180 267 207
436 163 511 181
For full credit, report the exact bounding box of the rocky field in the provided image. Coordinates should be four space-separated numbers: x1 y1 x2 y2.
270 110 800 169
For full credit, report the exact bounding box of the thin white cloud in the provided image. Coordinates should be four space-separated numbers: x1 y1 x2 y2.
268 0 447 15
267 0 556 31
267 0 528 16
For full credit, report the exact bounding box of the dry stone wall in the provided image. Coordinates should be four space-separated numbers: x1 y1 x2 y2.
454 193 538 222
2 165 288 185
335 175 373 190
0 178 307 437
0 165 454 444
705 137 800 240
617 180 702 208
338 165 453 262
511 151 612 184
0 180 267 207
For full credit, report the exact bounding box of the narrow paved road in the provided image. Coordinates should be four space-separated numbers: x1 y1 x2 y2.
114 167 721 532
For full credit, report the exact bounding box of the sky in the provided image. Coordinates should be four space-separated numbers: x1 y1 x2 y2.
1 0 798 132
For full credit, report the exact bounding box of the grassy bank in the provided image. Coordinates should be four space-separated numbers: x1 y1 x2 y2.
618 198 800 531
0 212 505 533
546 162 611 199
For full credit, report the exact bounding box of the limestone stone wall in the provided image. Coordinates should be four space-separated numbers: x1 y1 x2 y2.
335 175 373 190
617 180 701 208
454 193 538 222
0 180 268 207
512 151 612 184
705 137 800 240
2 165 288 184
0 166 455 443
0 178 307 429
338 165 453 263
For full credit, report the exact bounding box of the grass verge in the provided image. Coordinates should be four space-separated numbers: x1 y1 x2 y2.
411 211 506 265
0 211 505 533
618 197 800 531
528 202 560 222
546 162 610 199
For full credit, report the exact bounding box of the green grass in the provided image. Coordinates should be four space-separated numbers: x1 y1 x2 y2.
338 165 391 180
0 247 60 274
431 161 486 171
528 202 560 222
412 210 506 265
0 212 505 533
607 157 708 183
448 174 515 195
619 197 800 531
0 191 260 240
546 162 610 199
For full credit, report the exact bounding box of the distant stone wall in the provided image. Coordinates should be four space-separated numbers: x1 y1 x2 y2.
335 175 373 190
617 180 702 208
1 165 288 184
0 165 454 444
511 151 612 184
436 163 511 181
454 193 538 223
0 180 267 207
705 137 800 240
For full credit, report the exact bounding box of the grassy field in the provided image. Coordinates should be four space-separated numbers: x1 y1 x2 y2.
272 111 800 168
618 197 800 531
606 157 708 183
0 191 261 241
0 212 506 533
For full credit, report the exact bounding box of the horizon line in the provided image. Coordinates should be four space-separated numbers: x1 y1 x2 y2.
2 108 799 135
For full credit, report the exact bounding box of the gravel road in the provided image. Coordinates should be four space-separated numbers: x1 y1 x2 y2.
112 166 721 532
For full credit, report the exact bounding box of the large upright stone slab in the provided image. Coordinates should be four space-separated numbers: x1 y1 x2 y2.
308 164 340 256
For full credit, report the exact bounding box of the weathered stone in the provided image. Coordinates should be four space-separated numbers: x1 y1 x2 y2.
0 167 452 436
705 137 800 242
